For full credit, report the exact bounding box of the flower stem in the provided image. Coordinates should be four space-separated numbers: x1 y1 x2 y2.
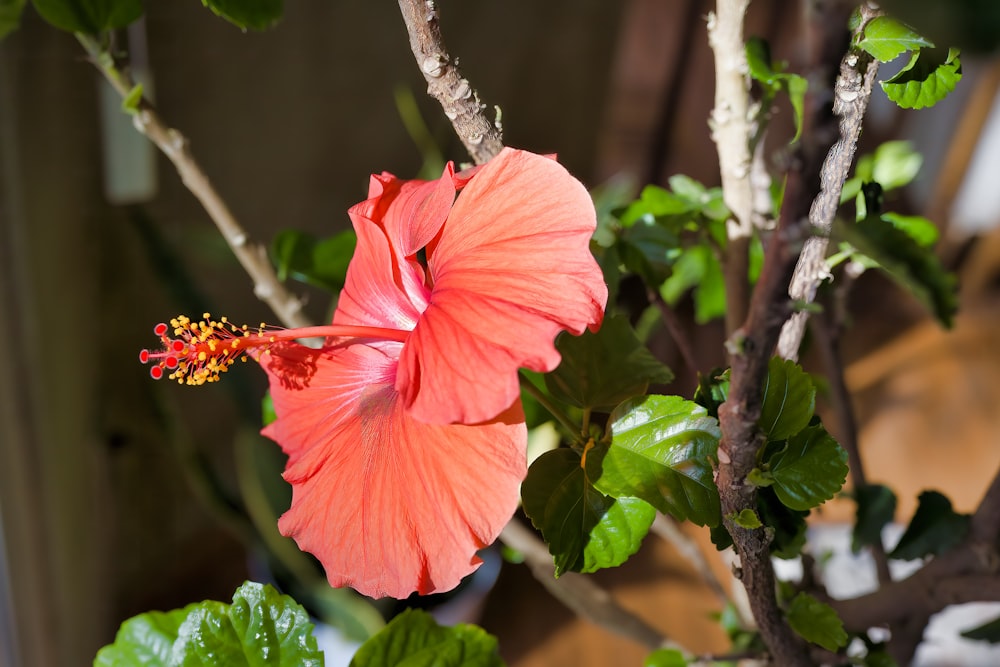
518 373 582 443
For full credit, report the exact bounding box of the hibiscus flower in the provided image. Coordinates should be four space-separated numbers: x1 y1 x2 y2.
141 148 607 598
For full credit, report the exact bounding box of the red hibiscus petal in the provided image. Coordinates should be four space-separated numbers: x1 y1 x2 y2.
397 148 608 425
261 343 526 599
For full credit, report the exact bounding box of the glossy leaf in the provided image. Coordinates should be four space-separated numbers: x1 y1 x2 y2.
961 615 1000 643
546 314 674 411
853 484 897 553
592 395 721 526
201 0 283 30
350 609 504 667
93 582 323 667
889 490 970 560
759 357 816 441
881 47 962 109
858 16 934 62
32 0 142 32
785 592 848 652
769 425 848 511
0 0 25 40
522 448 655 576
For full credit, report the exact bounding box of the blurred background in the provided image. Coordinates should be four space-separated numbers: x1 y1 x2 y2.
3 1 1000 665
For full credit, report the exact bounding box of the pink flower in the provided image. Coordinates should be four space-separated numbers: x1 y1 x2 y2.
141 148 607 598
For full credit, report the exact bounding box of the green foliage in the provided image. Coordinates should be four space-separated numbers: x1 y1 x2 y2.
877 0 1000 55
0 0 25 39
546 314 674 411
350 609 504 667
731 508 763 529
842 140 924 203
961 615 1000 643
759 357 816 441
94 582 323 666
201 0 284 31
271 229 356 293
889 490 970 560
521 448 655 576
881 47 962 109
644 648 688 667
693 369 729 419
745 37 807 140
766 426 849 512
785 592 848 652
881 212 938 247
853 484 897 553
591 395 721 526
659 244 727 324
121 83 144 116
857 16 934 62
32 0 142 33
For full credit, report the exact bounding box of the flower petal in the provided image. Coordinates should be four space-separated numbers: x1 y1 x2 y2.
397 148 608 425
261 343 526 599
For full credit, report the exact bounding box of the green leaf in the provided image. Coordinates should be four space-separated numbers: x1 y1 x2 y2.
881 47 962 109
618 184 693 227
760 487 809 558
659 244 727 324
0 0 25 40
889 490 970 560
768 425 848 511
785 592 848 651
270 229 356 293
644 648 688 667
32 0 142 33
121 83 143 116
759 357 816 441
591 395 721 526
732 508 763 529
693 369 729 420
881 212 938 247
349 608 504 667
853 484 897 553
93 582 323 667
858 16 934 62
201 0 283 30
841 214 957 326
545 314 674 411
522 449 655 576
960 615 1000 643
745 37 807 141
871 141 924 191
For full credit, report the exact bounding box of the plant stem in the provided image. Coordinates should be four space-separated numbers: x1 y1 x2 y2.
75 33 314 330
519 374 582 443
647 287 700 375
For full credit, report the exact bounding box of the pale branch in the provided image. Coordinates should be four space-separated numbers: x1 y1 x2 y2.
707 0 753 333
776 4 881 361
76 33 313 330
397 0 504 166
499 519 682 653
715 2 856 664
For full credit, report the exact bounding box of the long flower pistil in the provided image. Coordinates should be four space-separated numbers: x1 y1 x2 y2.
139 313 409 386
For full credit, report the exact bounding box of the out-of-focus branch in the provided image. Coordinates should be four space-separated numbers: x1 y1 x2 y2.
500 519 682 653
707 0 753 334
396 0 504 166
76 33 312 330
651 514 734 613
647 288 700 375
776 4 882 360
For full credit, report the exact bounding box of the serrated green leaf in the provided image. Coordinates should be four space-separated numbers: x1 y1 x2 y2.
522 449 655 575
881 47 962 109
853 484 897 553
545 314 674 411
768 425 848 511
881 212 938 247
618 184 693 227
228 581 324 667
732 508 763 529
0 0 25 40
95 606 194 667
858 16 934 62
785 592 848 651
201 0 283 31
889 490 970 560
659 244 727 324
841 214 957 326
32 0 142 33
270 229 355 292
759 357 816 441
349 609 504 667
644 647 688 667
960 615 1000 643
172 603 247 666
591 395 721 526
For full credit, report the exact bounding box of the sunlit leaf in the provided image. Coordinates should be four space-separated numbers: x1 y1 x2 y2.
769 426 848 511
785 592 848 651
592 395 721 526
858 16 934 62
881 212 938 247
521 449 655 576
644 648 688 667
350 609 504 667
889 490 970 560
881 47 962 109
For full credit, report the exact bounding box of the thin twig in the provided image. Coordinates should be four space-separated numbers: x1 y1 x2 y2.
500 519 682 653
396 0 504 166
651 514 734 612
776 4 882 360
76 33 313 330
707 0 754 334
647 288 700 375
